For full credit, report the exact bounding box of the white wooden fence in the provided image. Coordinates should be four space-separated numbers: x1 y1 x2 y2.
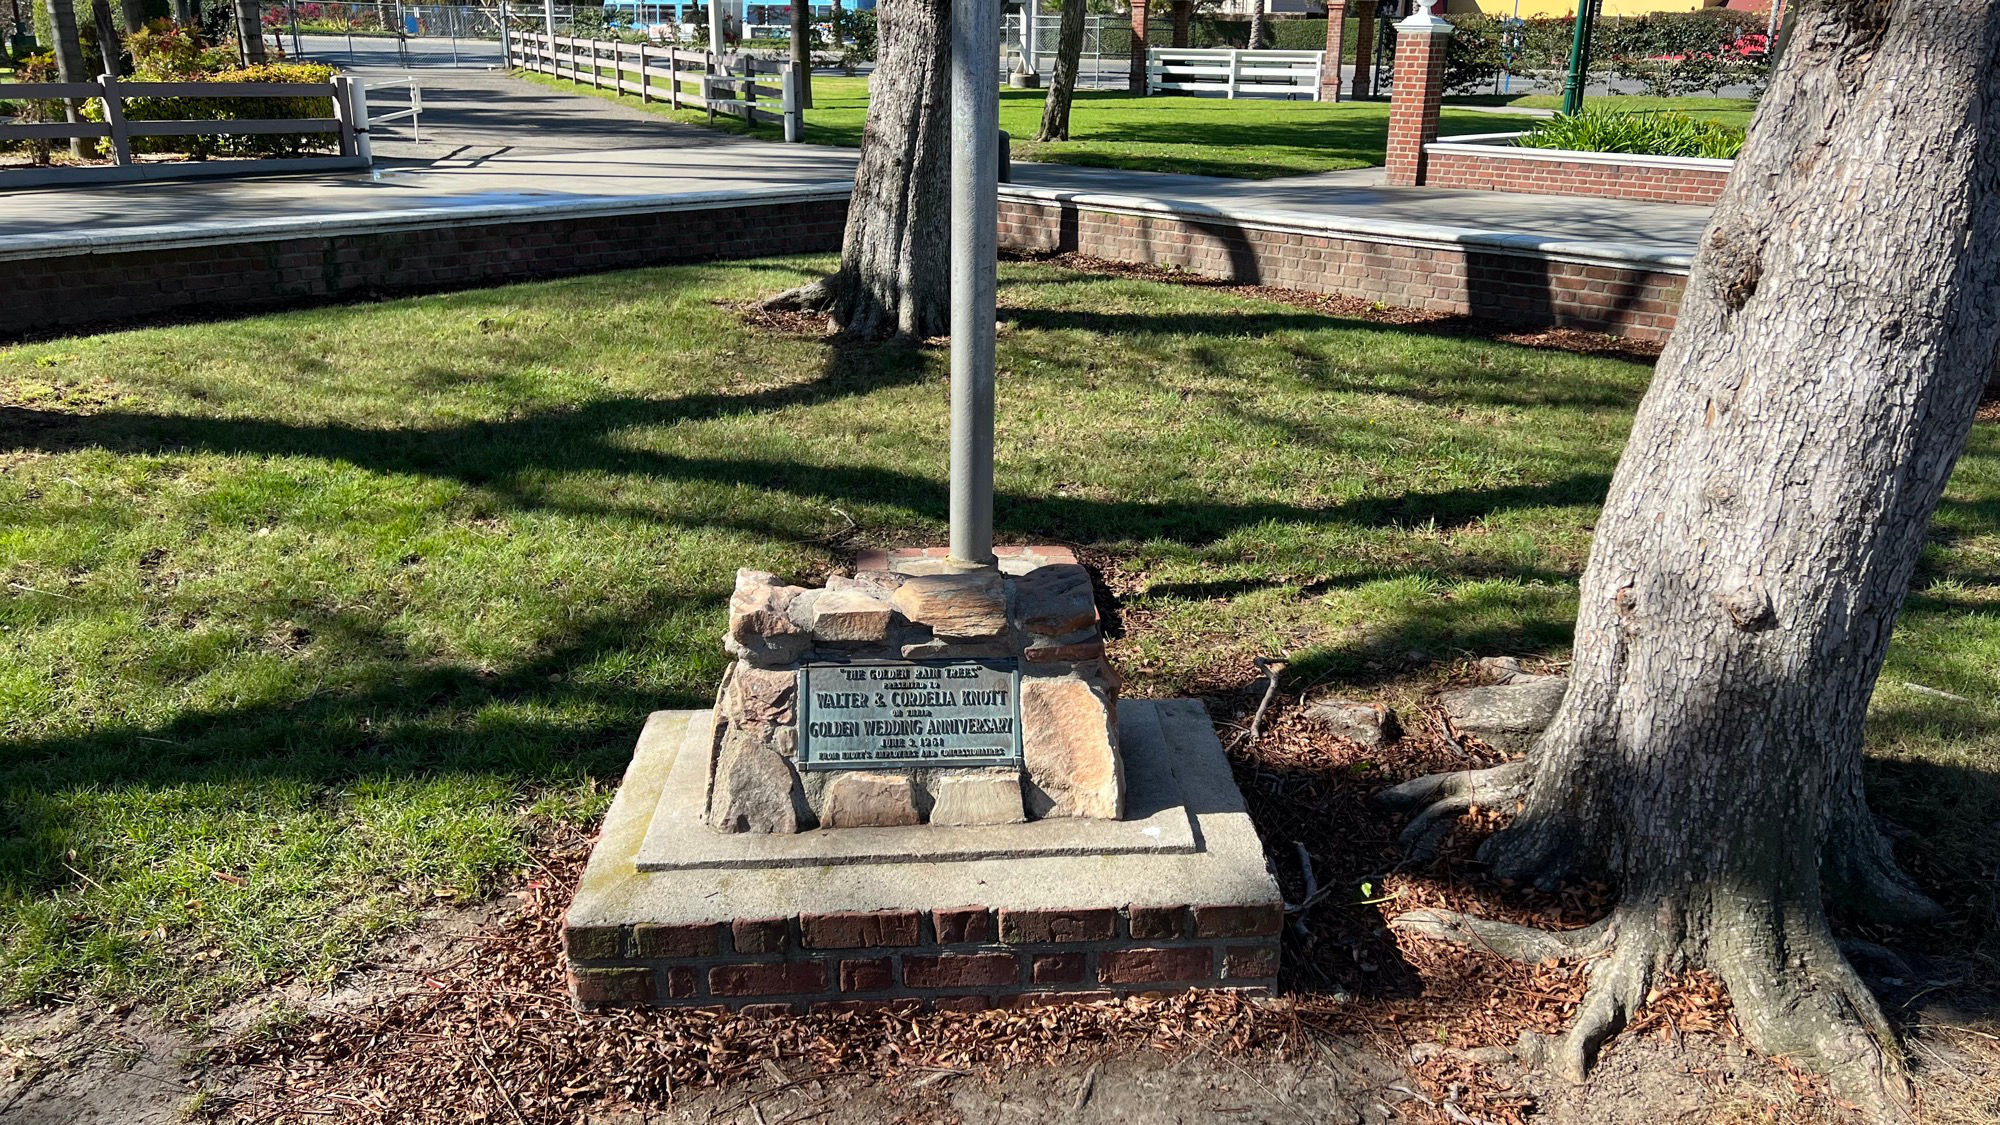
0 73 369 185
506 29 804 142
1146 48 1325 100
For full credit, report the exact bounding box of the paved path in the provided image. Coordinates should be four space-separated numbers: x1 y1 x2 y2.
0 71 1710 262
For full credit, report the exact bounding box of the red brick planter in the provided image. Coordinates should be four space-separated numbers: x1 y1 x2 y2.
1422 133 1733 207
565 902 1282 1013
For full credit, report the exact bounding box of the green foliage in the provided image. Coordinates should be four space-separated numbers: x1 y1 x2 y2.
83 60 340 159
1517 107 1745 159
5 259 1998 1010
1377 9 1771 98
0 52 62 164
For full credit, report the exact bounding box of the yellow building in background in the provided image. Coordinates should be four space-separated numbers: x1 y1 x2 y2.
1445 0 1736 17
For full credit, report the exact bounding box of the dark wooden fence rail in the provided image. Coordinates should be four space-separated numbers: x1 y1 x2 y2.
0 73 369 186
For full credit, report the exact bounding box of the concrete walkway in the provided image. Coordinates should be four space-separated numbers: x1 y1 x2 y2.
0 71 1710 264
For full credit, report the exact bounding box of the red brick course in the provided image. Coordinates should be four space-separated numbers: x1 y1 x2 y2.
633 922 718 958
999 907 1118 943
732 917 791 954
801 910 923 949
993 198 1688 342
904 953 1022 989
0 198 848 341
933 906 997 944
709 961 831 997
566 903 1279 1013
1424 146 1730 206
4 192 1687 347
1193 903 1283 938
1098 947 1215 984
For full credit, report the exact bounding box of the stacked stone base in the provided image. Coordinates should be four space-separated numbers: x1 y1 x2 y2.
567 901 1280 1014
565 700 1284 1013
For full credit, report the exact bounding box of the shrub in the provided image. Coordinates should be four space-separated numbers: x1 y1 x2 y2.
86 60 339 159
0 52 64 165
1516 107 1745 159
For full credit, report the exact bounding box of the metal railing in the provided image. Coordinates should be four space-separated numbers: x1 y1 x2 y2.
363 75 424 144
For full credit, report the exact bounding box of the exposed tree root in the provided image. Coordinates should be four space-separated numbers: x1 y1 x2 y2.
1373 760 1529 863
759 280 834 315
1389 908 1611 963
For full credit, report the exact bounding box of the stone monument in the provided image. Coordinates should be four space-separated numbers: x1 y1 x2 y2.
560 0 1282 1014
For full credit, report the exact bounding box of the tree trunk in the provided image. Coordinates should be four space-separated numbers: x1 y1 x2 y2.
234 0 264 63
1247 0 1266 50
1169 0 1186 48
761 0 950 338
789 0 812 107
173 0 194 27
117 0 140 33
1036 0 1083 141
90 0 119 75
1125 0 1145 93
42 0 88 157
1379 0 2000 1113
830 0 842 48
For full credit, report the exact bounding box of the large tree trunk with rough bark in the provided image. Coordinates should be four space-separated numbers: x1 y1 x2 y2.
761 0 950 338
1247 0 1267 49
1036 0 1084 141
1379 0 2000 1113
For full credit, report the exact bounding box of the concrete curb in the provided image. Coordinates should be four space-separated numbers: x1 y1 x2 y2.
994 182 1697 273
3 176 1695 275
0 180 857 263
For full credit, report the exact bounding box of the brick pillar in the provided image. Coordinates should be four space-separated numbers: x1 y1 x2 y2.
1383 6 1451 186
1351 0 1375 98
1321 1 1347 102
1129 0 1149 94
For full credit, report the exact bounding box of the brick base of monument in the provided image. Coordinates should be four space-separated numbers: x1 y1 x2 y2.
563 697 1284 1013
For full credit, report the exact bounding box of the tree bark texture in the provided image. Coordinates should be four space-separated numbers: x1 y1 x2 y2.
117 0 140 33
1382 0 2000 1111
42 0 87 157
790 0 812 107
1036 0 1084 141
1170 0 1187 47
1247 0 1267 50
762 0 950 338
234 0 264 62
90 0 119 75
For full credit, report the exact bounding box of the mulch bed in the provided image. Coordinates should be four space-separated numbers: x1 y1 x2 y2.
210 661 1750 1125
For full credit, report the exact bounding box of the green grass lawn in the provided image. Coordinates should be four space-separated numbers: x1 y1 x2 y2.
3 259 1997 1017
519 71 1529 178
1447 93 1759 130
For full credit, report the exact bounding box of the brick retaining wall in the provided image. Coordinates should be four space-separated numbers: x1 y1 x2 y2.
565 903 1281 1012
0 194 849 340
3 188 1690 343
996 195 1688 341
1422 137 1732 207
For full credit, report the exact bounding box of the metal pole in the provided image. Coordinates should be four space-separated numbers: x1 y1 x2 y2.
1023 0 1037 76
1558 0 1594 115
948 0 998 566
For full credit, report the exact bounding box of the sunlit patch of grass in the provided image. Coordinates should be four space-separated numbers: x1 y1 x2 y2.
2 256 1996 1014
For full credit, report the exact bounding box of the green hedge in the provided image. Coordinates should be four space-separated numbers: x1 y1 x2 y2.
82 60 339 159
